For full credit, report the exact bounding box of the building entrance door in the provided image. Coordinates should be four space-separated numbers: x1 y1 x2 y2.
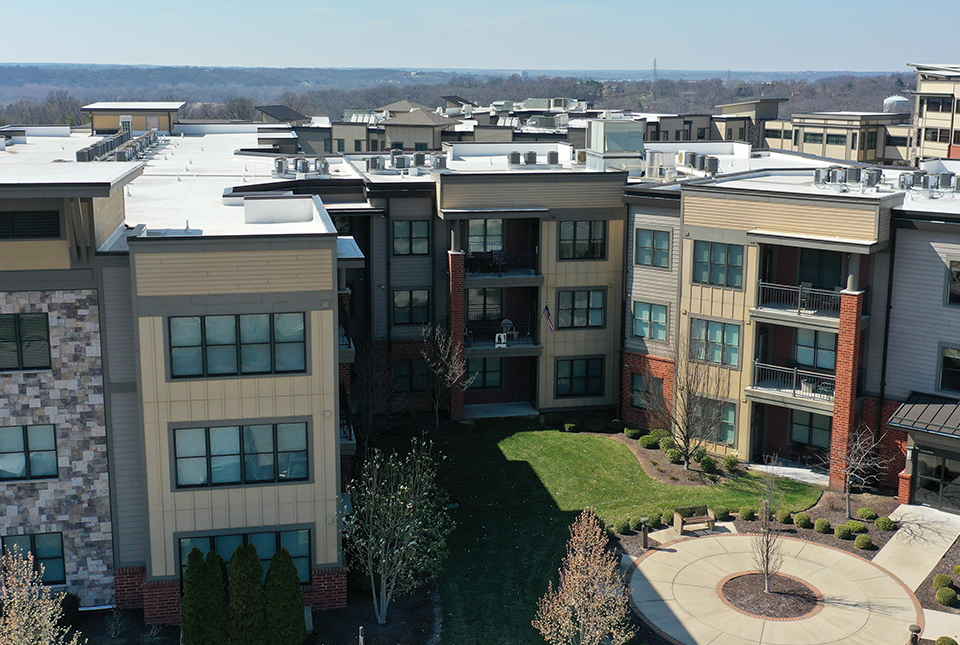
913 446 960 513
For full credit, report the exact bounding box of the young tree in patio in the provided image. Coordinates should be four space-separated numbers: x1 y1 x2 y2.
835 423 896 520
0 545 83 645
752 461 783 594
532 508 634 645
420 323 475 429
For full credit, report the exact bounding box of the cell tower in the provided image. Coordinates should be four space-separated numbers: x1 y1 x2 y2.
652 58 657 82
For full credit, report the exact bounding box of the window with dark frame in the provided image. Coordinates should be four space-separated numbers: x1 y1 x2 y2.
0 313 51 372
394 359 429 392
789 410 831 448
415 143 428 151
633 302 667 341
866 131 878 149
467 219 502 252
851 132 859 149
468 357 502 389
174 422 308 488
393 290 429 325
336 139 345 152
631 373 662 408
323 139 331 153
697 128 706 140
169 313 305 379
690 318 740 367
738 127 744 140
885 135 908 147
692 241 743 288
557 289 604 328
467 288 502 321
559 221 605 260
393 221 429 255
796 329 837 371
941 347 960 392
178 529 310 583
2 533 65 584
556 357 603 397
0 424 57 481
826 134 847 146
354 140 363 152
804 132 824 144
635 229 669 268
0 212 61 240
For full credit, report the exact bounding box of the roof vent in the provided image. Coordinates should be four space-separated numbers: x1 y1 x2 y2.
413 152 427 166
274 157 288 175
547 150 559 165
846 167 862 183
295 157 311 174
524 151 538 165
395 155 409 169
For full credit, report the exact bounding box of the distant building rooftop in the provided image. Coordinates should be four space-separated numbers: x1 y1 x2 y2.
381 111 458 127
256 105 310 123
82 102 186 112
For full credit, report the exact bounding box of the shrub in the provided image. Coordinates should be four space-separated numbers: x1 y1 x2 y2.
265 547 306 645
625 427 642 440
846 520 868 534
661 511 674 527
699 455 718 474
835 524 853 540
659 436 676 451
876 516 897 531
937 587 958 607
58 592 81 628
856 507 878 521
937 636 959 645
955 565 960 578
739 507 756 521
587 419 606 433
543 412 562 428
610 419 626 433
666 448 683 464
181 547 208 645
205 551 230 642
650 429 670 440
721 454 740 473
934 574 954 590
794 512 812 529
777 510 793 525
563 422 579 433
714 507 731 522
691 446 708 462
815 518 832 534
229 543 267 645
629 516 645 532
855 534 873 550
639 435 661 449
613 519 630 535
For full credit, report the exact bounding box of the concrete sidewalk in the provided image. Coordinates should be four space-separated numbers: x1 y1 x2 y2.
872 504 960 591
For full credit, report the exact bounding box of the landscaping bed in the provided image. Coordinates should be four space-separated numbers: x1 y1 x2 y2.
310 580 439 645
916 531 960 616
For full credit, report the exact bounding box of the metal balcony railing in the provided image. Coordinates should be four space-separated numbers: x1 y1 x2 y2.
752 361 836 401
756 282 842 317
465 319 538 347
465 251 538 277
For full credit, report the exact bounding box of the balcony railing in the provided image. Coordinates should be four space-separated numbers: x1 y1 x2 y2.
752 361 836 402
339 323 351 348
465 251 538 277
756 282 841 318
466 319 538 348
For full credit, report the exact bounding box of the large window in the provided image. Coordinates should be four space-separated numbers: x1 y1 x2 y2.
689 398 736 445
690 319 740 367
631 373 662 409
633 302 667 341
394 359 429 392
886 135 908 148
468 219 502 252
556 357 603 397
469 357 502 389
179 529 310 583
0 313 51 372
0 425 57 481
692 241 743 288
799 248 842 289
790 411 831 448
635 229 669 268
393 221 429 255
169 313 305 378
941 347 960 392
826 134 847 146
866 131 877 149
803 132 824 144
467 288 502 321
559 221 605 260
796 330 837 371
174 422 307 488
557 289 604 329
2 533 65 584
0 212 61 240
393 290 429 325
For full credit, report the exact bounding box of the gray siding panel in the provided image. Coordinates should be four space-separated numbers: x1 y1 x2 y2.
371 215 389 340
101 265 135 383
109 391 148 564
862 250 890 396
625 207 680 359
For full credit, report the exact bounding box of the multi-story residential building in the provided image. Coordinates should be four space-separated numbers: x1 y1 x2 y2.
763 111 912 164
910 63 960 161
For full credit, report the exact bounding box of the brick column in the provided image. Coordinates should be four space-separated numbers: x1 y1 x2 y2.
142 579 182 625
898 470 913 504
448 251 466 421
830 290 863 491
114 566 146 609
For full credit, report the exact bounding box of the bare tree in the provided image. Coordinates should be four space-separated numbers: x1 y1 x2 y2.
0 546 84 645
636 336 731 469
419 324 475 430
351 339 399 445
222 96 257 121
834 423 897 520
278 91 310 115
752 460 783 594
340 440 452 625
532 508 634 645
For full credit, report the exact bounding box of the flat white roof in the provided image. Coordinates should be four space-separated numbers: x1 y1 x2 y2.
0 131 141 187
83 102 186 111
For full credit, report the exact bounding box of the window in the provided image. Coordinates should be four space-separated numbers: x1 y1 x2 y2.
393 290 429 325
2 533 65 584
826 134 847 146
674 130 681 141
631 373 662 408
796 330 837 371
468 288 502 321
559 221 605 260
0 313 51 371
783 130 792 142
415 142 428 151
793 130 800 145
726 128 732 139
391 141 404 150
763 129 782 140
393 221 429 255
394 359 429 392
941 347 960 392
690 318 740 367
866 131 877 149
0 212 60 240
179 529 310 583
0 425 57 481
635 229 669 268
174 422 307 488
633 302 667 341
370 139 379 152
556 357 603 397
885 135 908 147
738 127 745 140
661 131 669 142
469 357 501 389
468 219 502 252
682 130 690 141
169 313 305 378
799 248 842 289
803 132 824 144
354 139 363 152
557 289 604 328
955 131 960 146
336 139 345 152
323 139 331 153
790 411 831 448
692 241 743 288
697 127 706 140
851 132 858 150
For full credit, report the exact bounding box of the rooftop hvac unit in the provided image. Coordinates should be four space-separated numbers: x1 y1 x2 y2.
829 167 847 184
814 167 830 184
687 152 698 168
116 149 130 162
547 150 559 165
694 154 706 171
524 151 538 165
913 170 927 185
395 155 409 169
922 174 940 190
275 157 288 175
431 154 446 170
898 173 914 189
367 156 383 171
940 172 955 189
316 158 329 174
390 148 401 161
508 151 521 165
413 152 426 166
676 150 689 165
76 148 90 162
846 167 862 183
704 156 719 174
296 158 311 174
863 168 882 187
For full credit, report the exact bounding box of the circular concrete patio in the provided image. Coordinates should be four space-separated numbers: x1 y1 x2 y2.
625 534 922 645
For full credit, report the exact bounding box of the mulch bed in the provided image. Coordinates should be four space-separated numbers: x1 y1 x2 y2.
608 433 736 487
721 573 820 619
310 580 440 645
915 527 960 617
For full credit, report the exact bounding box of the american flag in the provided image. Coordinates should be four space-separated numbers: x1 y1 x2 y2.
542 303 555 334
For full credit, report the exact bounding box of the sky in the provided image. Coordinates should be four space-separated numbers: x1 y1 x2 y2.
3 0 956 73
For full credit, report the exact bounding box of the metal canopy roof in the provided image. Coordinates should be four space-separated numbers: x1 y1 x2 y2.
889 392 960 438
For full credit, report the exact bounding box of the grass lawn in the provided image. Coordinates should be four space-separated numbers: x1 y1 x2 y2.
435 418 823 645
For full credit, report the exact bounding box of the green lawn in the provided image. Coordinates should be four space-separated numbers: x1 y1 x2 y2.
435 419 823 645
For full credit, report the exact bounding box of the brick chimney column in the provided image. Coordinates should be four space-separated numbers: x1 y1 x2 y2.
830 289 863 491
448 250 466 421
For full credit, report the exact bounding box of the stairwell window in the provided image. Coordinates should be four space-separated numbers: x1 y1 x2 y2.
635 229 670 268
0 314 51 372
633 302 667 341
692 241 743 288
0 425 57 481
393 290 429 325
393 221 429 255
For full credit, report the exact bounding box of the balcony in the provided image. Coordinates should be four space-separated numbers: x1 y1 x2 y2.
465 251 539 277
338 323 355 363
465 319 541 357
745 361 836 414
750 282 842 331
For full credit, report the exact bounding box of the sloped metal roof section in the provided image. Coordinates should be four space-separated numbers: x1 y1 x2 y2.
889 392 960 438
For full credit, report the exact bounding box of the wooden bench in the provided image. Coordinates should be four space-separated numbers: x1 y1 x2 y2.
673 505 716 534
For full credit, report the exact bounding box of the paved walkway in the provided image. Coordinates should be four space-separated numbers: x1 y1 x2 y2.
747 462 830 487
624 533 921 645
873 504 960 591
462 402 537 419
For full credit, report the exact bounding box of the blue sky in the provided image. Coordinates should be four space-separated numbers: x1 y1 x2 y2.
3 0 955 72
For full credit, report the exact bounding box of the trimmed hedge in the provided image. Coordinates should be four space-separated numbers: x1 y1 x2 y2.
699 455 717 474
650 429 670 440
613 519 630 535
876 516 897 531
58 593 81 628
835 524 853 540
936 636 959 645
661 511 674 527
659 436 676 451
846 520 868 534
610 419 626 433
815 518 831 534
777 510 793 525
856 507 878 520
855 534 873 550
937 587 958 607
625 427 642 440
714 507 731 522
691 446 708 462
666 448 683 464
955 565 960 578
934 574 954 590
563 422 579 433
794 512 812 529
739 507 756 521
721 454 740 473
639 435 661 450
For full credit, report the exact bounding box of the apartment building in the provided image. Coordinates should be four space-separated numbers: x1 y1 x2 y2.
763 111 911 164
910 63 960 161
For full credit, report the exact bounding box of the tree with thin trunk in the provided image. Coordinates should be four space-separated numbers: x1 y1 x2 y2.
532 508 634 645
340 440 452 624
752 460 783 594
636 336 731 469
0 545 84 645
420 323 475 430
835 423 897 520
352 338 400 445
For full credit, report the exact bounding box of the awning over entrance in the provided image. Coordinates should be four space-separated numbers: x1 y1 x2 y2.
890 392 960 437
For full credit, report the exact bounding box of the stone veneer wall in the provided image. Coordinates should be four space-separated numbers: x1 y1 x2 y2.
0 290 114 605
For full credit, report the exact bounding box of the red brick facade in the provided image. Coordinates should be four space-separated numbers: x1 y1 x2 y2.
448 251 466 421
303 567 348 610
620 351 675 429
898 470 913 504
114 566 146 609
339 362 352 399
862 396 908 490
340 454 354 493
143 578 182 625
830 290 863 491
